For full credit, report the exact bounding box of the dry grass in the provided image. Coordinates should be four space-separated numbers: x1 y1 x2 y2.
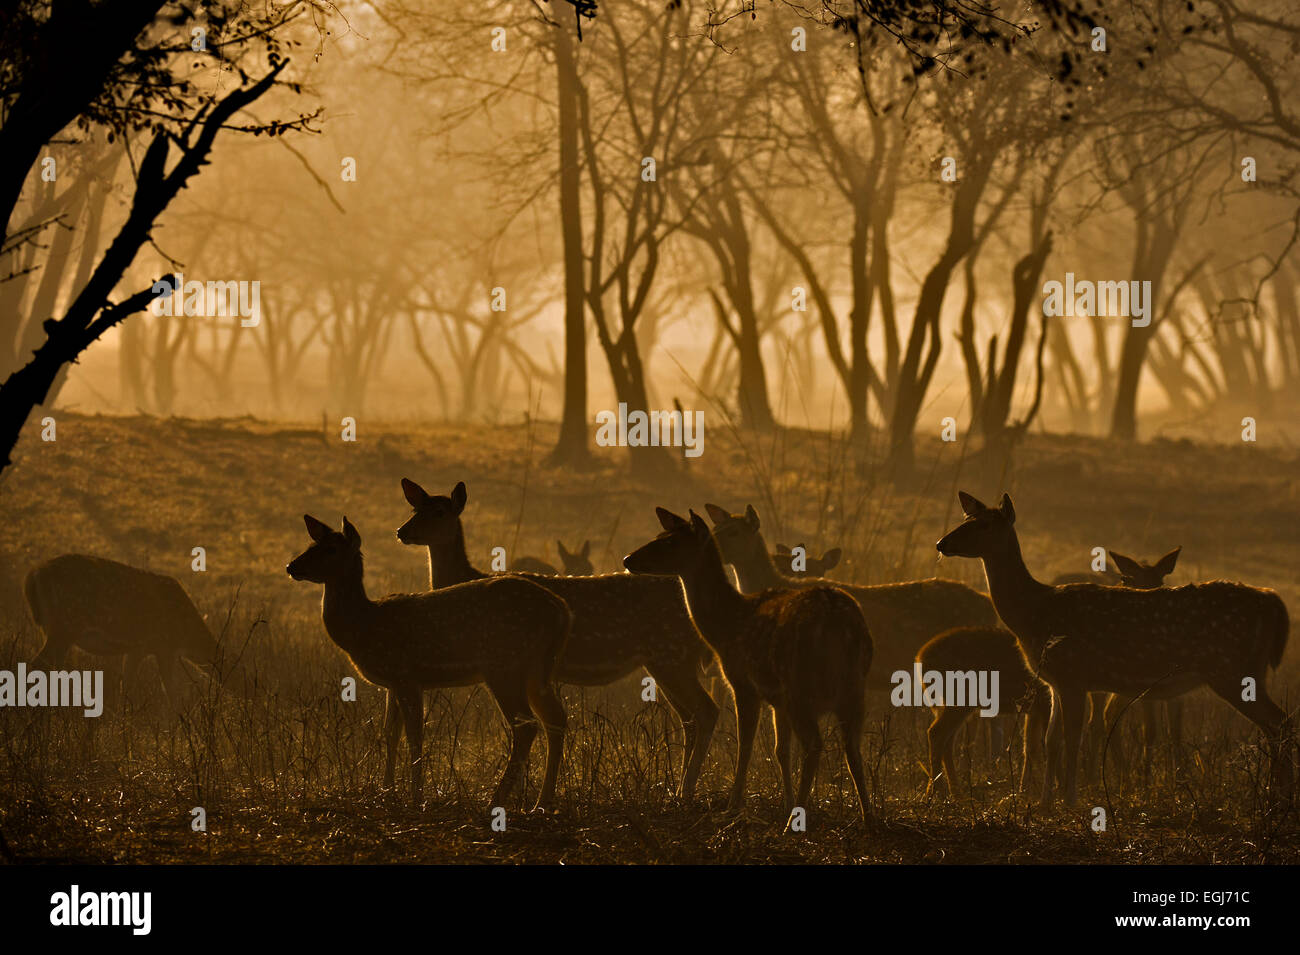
0 413 1296 863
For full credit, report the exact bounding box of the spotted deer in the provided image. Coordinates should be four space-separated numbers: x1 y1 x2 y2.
24 554 225 710
509 540 595 577
625 508 872 823
703 504 998 693
1051 548 1183 783
287 515 570 809
915 626 1050 797
937 492 1291 807
397 479 718 799
774 543 842 579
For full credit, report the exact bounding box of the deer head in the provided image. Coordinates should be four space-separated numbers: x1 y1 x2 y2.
396 478 466 547
936 492 1017 559
624 508 713 577
287 515 362 583
703 502 766 568
1109 547 1181 589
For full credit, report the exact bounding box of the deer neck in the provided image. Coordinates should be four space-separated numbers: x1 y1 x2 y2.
321 555 374 653
678 542 749 650
979 533 1051 642
732 534 786 591
427 521 483 589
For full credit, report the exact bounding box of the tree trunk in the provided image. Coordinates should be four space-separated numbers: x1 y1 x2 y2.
545 21 592 468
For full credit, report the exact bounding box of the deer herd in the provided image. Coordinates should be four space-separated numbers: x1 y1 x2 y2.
18 482 1294 824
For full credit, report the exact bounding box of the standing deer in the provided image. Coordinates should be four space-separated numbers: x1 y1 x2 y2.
24 554 224 710
287 515 570 809
703 504 998 693
774 543 842 579
625 508 872 823
916 626 1050 797
397 479 718 799
509 540 595 577
936 492 1291 807
1051 548 1183 783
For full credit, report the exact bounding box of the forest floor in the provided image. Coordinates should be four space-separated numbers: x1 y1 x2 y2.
0 412 1297 864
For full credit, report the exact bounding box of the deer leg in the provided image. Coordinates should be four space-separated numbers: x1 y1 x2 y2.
1209 679 1292 795
1085 692 1107 782
837 700 869 823
1102 694 1130 785
382 689 402 791
485 680 538 811
1060 689 1088 807
396 688 425 805
1021 694 1050 794
1168 698 1185 777
1041 688 1063 808
1140 698 1161 783
926 707 966 798
157 652 185 714
772 707 794 815
524 677 567 811
122 652 144 709
651 663 720 801
790 710 823 821
728 684 761 813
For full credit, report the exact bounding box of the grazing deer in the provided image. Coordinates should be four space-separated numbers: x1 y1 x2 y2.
937 492 1291 807
24 554 224 710
397 479 718 799
916 626 1050 798
703 504 998 693
625 508 872 823
287 515 570 809
774 543 842 579
509 540 595 577
1052 548 1183 784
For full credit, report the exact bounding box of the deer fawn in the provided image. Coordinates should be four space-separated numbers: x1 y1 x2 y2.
24 554 224 710
937 492 1291 807
1052 548 1183 784
625 508 872 823
397 479 718 799
509 540 595 577
916 626 1050 797
703 504 998 693
287 515 570 809
774 543 842 578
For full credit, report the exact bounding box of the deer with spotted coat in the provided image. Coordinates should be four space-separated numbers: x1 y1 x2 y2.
937 492 1291 807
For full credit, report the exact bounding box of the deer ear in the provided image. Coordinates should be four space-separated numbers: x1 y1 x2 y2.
556 540 569 558
450 481 467 514
744 504 760 529
958 491 984 516
342 517 361 547
401 477 428 508
822 548 842 570
1109 551 1141 579
580 540 591 558
1154 546 1181 578
997 493 1016 524
688 510 711 538
304 514 332 542
704 503 731 526
656 507 687 531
